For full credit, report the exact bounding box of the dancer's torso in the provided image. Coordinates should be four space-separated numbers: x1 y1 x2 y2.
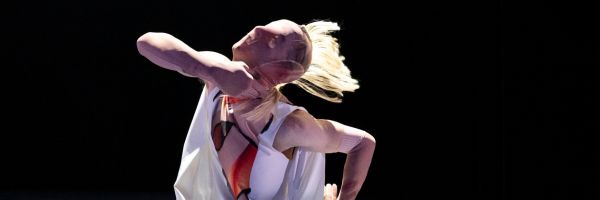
208 86 297 200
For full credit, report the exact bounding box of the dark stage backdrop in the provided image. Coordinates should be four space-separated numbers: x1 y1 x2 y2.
2 0 597 199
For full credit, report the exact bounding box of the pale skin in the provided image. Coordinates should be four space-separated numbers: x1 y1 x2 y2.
137 19 375 200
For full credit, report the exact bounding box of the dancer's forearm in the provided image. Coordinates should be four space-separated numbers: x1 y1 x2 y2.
136 32 260 97
338 133 375 200
136 32 216 80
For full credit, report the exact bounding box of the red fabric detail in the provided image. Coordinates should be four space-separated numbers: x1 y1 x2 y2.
225 95 250 105
229 144 258 197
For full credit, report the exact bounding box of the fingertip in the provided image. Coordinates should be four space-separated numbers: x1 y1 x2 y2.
332 184 338 197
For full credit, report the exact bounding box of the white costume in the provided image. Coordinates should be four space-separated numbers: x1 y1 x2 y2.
173 86 325 200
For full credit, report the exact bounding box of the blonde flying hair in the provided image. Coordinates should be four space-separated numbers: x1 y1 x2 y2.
237 20 360 121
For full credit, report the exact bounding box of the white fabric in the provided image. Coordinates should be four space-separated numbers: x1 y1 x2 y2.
174 86 233 200
174 86 325 200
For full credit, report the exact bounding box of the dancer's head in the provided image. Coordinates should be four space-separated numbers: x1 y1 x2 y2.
234 19 360 121
232 19 312 87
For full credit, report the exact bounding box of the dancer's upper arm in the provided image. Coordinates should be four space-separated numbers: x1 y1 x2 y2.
136 32 258 97
275 110 375 154
276 109 376 199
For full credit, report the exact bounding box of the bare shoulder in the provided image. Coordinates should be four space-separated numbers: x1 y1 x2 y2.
273 109 342 153
280 109 315 131
273 110 313 152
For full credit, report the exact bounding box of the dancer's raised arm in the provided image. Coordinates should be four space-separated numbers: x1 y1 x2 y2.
274 110 376 200
136 32 267 98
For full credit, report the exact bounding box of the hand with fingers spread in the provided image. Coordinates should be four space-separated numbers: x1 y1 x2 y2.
324 183 338 200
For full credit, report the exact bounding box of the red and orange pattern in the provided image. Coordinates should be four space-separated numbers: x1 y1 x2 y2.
212 94 258 199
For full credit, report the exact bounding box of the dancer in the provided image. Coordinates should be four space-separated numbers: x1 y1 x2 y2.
137 19 375 200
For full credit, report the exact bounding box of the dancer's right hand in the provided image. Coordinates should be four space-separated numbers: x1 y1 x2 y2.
227 61 269 99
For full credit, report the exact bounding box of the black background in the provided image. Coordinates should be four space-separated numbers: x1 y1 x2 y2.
1 0 598 199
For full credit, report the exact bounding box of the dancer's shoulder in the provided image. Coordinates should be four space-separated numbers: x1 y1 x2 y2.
274 110 340 153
